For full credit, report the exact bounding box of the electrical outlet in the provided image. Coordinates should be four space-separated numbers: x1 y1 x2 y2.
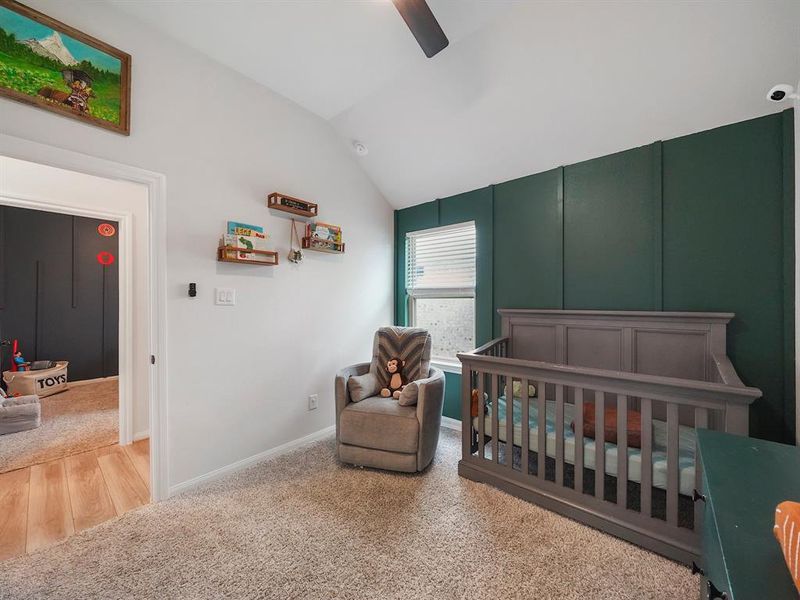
308 394 318 411
215 287 235 306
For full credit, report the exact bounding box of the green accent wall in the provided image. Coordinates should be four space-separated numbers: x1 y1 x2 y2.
661 114 793 441
563 144 662 310
492 168 563 334
395 110 795 441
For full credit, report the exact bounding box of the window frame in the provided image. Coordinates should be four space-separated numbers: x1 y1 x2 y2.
405 221 477 374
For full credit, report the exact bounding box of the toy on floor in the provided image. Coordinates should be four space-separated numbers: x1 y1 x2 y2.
14 352 29 371
9 339 28 372
13 346 29 372
380 357 406 399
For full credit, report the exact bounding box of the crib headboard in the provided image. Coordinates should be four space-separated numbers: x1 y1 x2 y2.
499 309 733 383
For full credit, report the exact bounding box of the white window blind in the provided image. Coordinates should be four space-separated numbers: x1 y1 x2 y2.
406 222 476 296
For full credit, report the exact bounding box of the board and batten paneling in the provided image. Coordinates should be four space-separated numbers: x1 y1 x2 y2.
492 168 564 335
395 110 794 439
563 143 661 311
0 206 119 381
662 113 791 441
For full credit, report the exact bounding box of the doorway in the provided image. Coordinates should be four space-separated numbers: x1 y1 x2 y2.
0 206 123 476
0 138 167 559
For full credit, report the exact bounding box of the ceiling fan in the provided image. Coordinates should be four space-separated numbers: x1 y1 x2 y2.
392 0 449 58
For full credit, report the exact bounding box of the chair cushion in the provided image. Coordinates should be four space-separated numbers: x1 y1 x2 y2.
397 381 419 406
370 327 432 391
339 395 419 454
348 372 379 403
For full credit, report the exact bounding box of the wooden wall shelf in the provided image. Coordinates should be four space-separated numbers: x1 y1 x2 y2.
217 246 279 265
267 193 318 218
302 237 345 254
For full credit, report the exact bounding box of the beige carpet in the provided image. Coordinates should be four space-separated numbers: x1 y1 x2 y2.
0 429 694 599
0 379 118 473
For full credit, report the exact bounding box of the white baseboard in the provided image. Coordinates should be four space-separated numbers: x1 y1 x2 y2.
168 425 336 497
440 416 462 431
132 430 150 442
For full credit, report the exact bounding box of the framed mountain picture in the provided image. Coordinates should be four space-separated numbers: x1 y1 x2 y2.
0 0 131 135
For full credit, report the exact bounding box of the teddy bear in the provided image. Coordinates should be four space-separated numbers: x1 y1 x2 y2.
380 357 406 399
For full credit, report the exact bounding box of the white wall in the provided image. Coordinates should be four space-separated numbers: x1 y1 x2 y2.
0 0 394 488
0 157 151 438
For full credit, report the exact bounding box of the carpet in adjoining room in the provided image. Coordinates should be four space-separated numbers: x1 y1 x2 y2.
0 379 118 474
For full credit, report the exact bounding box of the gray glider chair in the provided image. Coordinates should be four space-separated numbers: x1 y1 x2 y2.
335 326 446 473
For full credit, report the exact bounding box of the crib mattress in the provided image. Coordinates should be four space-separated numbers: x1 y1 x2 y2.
472 396 696 496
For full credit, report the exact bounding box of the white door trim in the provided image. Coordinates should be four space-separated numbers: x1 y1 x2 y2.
0 133 169 501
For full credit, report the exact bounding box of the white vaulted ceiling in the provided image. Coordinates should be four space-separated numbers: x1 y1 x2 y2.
109 0 508 120
111 0 800 208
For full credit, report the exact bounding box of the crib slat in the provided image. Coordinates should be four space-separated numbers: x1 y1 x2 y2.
695 406 709 430
574 388 584 493
666 403 680 527
617 395 628 508
491 374 499 464
640 398 653 517
462 367 471 459
537 382 546 478
595 392 605 500
477 372 485 460
555 384 564 486
506 376 514 472
693 407 709 529
521 379 530 475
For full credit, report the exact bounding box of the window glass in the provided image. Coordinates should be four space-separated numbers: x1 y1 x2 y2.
406 222 476 364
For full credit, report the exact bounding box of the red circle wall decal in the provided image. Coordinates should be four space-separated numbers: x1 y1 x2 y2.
97 223 116 237
97 251 115 266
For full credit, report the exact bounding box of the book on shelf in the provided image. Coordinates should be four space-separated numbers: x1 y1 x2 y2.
221 227 269 261
306 221 342 243
227 221 267 240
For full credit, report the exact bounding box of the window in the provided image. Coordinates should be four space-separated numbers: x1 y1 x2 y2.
406 222 476 370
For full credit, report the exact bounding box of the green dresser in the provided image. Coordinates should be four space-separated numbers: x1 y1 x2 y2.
697 429 800 599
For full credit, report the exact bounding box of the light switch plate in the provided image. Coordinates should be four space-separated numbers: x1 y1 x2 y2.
215 287 235 306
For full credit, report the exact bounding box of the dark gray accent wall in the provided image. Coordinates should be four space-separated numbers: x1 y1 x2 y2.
0 206 119 381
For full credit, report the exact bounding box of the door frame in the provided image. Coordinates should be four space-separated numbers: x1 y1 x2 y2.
0 133 168 501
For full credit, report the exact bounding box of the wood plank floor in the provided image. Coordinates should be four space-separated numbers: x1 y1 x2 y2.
0 439 149 561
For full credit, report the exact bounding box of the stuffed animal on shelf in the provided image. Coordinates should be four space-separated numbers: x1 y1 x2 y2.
380 357 406 399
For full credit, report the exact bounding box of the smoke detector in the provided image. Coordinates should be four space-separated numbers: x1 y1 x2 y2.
353 141 369 156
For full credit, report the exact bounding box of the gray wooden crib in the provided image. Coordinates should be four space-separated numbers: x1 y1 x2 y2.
457 310 761 564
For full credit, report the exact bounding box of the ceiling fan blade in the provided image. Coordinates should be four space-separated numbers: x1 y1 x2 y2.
392 0 449 58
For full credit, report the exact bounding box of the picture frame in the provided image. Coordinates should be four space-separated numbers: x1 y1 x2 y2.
0 0 131 135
